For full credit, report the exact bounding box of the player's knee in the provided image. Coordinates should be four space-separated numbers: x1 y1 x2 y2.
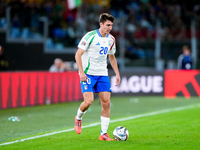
102 100 110 109
85 99 94 107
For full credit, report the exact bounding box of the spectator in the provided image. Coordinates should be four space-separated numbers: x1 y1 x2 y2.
177 45 194 70
49 58 70 72
0 45 9 71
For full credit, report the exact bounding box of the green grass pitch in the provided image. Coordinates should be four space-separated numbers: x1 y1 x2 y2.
0 96 200 150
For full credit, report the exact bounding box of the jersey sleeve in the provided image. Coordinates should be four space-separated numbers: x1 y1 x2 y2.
77 33 90 51
108 36 116 55
78 31 96 51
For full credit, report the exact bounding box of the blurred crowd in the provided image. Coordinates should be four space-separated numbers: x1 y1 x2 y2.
0 45 9 71
0 0 200 59
49 58 78 72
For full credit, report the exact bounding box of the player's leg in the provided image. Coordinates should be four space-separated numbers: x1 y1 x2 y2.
95 76 113 141
75 75 96 134
98 92 113 141
75 92 94 134
77 92 94 119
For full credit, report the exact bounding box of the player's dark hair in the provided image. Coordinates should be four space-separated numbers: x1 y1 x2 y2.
99 13 115 24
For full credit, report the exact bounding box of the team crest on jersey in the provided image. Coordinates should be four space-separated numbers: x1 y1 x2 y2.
81 41 86 46
109 40 113 47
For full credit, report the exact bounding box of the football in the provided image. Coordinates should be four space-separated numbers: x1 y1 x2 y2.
113 126 129 141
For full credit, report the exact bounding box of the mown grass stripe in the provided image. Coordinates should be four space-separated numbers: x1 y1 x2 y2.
1 103 200 146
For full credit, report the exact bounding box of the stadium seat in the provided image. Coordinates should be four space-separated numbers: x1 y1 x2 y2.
45 38 54 49
10 27 20 38
0 18 7 28
32 33 42 39
21 28 30 39
55 43 65 50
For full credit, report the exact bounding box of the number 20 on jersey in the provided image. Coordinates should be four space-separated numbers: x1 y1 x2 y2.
99 47 108 55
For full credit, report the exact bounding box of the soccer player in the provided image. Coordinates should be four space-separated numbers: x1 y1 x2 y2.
74 13 120 141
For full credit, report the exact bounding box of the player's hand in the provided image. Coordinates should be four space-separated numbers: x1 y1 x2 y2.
80 73 88 82
115 74 121 86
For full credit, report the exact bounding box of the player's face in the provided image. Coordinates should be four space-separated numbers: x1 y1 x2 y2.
100 20 113 35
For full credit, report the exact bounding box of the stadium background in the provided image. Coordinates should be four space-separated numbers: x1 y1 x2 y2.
0 0 199 109
0 1 200 149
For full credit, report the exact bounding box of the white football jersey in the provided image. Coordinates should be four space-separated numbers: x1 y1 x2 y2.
78 30 116 76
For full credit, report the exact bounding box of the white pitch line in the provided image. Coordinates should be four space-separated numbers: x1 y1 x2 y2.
1 103 200 146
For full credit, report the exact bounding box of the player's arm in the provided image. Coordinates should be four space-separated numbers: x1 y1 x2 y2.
75 48 88 82
108 54 120 86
